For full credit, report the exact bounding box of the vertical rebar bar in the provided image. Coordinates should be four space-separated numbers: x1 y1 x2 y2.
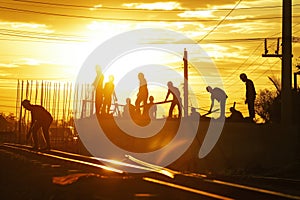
18 80 24 143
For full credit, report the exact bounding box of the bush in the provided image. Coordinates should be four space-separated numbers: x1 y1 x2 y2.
255 89 279 123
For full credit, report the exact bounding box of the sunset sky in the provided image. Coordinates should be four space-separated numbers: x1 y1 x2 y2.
0 0 300 118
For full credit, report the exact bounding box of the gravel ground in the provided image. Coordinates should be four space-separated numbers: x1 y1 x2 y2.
1 145 299 200
0 148 141 200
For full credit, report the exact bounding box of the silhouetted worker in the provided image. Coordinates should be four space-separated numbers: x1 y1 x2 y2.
206 86 228 118
135 73 148 116
102 75 117 115
143 96 157 120
93 65 104 114
190 107 200 119
22 99 53 150
148 96 157 119
123 98 135 119
227 102 244 122
240 73 256 121
165 81 182 118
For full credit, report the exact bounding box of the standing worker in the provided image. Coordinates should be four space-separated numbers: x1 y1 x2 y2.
135 72 148 116
123 98 135 119
240 73 256 122
102 75 117 115
143 95 157 120
93 65 104 114
22 99 53 150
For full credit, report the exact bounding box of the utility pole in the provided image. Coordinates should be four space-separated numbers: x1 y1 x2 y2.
183 48 188 117
294 72 299 90
295 62 300 89
262 1 292 126
281 0 292 126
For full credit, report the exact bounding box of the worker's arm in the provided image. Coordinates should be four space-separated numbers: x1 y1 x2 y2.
208 97 214 113
113 91 118 102
165 90 170 101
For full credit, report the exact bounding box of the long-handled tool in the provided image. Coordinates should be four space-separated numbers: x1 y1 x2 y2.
200 109 220 117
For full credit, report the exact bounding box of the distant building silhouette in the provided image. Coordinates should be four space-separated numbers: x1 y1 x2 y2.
165 81 182 118
206 86 228 118
93 65 104 114
22 99 53 150
102 75 117 115
240 73 256 121
135 73 148 116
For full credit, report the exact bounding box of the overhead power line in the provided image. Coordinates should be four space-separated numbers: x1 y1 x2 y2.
197 0 242 43
12 0 300 12
1 5 300 22
220 21 300 88
0 32 83 42
180 36 300 44
0 37 82 44
0 28 86 39
0 28 87 42
1 26 300 44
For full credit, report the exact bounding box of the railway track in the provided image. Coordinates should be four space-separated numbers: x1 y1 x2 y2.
1 143 300 200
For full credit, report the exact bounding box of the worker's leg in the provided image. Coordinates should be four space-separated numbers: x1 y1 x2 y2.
220 100 226 118
42 120 52 150
248 99 255 120
169 101 175 118
32 123 41 149
176 101 182 118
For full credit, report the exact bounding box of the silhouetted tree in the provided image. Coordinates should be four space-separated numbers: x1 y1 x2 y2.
0 113 16 132
255 76 281 123
255 71 300 124
255 89 277 123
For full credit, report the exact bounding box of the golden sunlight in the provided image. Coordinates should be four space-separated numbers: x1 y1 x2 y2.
177 10 214 18
123 2 183 10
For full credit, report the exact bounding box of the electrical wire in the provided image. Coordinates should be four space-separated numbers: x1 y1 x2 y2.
1 5 300 22
197 0 242 43
11 0 300 12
